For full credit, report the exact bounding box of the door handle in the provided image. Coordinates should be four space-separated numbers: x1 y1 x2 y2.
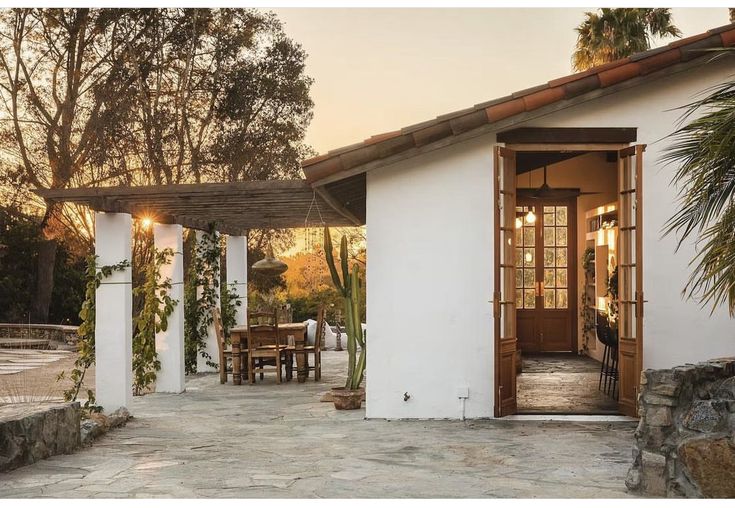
535 281 545 297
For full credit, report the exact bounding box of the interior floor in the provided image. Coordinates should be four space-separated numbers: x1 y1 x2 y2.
517 353 619 415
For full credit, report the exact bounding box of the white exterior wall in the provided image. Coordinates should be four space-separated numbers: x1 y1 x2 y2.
366 136 494 419
529 58 735 370
365 57 734 418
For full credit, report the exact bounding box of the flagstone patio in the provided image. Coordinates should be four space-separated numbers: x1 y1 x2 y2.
0 351 637 498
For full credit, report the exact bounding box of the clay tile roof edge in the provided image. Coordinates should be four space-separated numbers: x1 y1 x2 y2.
303 23 735 182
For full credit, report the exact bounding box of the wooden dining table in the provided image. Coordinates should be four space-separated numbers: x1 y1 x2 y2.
229 322 310 385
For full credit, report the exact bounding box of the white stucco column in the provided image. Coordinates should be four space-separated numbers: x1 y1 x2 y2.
226 234 248 327
153 224 185 393
195 229 220 373
94 212 133 412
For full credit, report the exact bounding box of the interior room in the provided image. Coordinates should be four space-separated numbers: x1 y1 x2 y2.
514 151 621 414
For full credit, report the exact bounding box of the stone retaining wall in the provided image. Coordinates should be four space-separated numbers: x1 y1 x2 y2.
626 358 735 498
0 324 79 346
0 402 81 472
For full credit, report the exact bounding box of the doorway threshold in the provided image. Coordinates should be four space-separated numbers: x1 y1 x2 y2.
503 414 637 422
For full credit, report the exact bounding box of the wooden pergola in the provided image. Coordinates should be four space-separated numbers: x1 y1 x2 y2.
32 178 364 410
36 179 363 234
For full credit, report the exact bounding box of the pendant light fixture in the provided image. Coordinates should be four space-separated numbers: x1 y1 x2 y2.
251 243 288 276
524 170 536 224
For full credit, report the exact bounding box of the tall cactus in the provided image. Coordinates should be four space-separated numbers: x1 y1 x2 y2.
324 227 365 390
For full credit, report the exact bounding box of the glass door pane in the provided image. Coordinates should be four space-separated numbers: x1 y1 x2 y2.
515 205 537 309
542 205 569 309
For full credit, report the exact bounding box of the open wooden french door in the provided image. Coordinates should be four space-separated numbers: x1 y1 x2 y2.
494 146 518 417
617 144 646 417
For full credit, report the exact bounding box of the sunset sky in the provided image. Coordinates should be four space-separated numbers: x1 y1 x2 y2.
273 8 730 155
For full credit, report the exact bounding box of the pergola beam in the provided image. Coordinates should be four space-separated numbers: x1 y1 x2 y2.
35 179 362 232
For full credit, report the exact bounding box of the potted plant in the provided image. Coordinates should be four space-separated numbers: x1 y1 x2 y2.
323 227 365 410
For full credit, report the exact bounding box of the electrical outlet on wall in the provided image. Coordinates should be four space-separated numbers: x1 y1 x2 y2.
456 386 469 399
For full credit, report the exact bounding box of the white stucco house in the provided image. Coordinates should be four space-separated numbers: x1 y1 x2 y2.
39 23 735 422
301 23 735 420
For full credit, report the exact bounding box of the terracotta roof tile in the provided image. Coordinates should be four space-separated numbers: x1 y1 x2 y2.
327 141 370 157
680 34 726 61
302 152 332 167
547 58 628 88
598 62 642 88
412 122 454 147
512 83 549 99
668 31 712 49
436 106 478 122
339 144 380 170
721 29 735 47
707 23 735 35
364 130 402 145
522 86 566 111
401 117 442 134
563 74 600 98
302 23 735 184
304 157 344 182
629 44 673 62
374 133 416 159
473 95 514 110
485 98 525 123
547 71 589 89
638 49 681 75
449 109 490 135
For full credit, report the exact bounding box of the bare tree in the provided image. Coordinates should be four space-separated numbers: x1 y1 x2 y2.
0 9 181 321
0 8 315 321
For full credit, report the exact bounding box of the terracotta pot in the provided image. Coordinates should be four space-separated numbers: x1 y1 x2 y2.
331 387 364 410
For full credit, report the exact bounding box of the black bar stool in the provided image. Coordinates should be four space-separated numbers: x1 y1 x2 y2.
596 311 619 399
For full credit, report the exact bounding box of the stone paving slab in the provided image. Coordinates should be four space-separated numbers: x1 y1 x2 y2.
0 351 637 498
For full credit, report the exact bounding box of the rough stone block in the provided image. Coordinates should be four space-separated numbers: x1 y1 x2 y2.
641 450 667 497
643 392 678 407
80 407 131 447
678 436 735 498
646 405 673 427
713 377 735 400
625 464 641 491
640 426 669 450
683 401 723 433
648 370 680 397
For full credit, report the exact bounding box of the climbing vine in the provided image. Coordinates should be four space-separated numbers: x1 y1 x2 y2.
132 248 177 395
606 265 619 326
184 227 222 373
58 255 130 412
220 282 241 338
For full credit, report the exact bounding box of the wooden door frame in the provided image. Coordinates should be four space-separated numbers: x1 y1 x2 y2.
516 195 578 353
494 141 635 417
493 146 518 417
617 144 646 417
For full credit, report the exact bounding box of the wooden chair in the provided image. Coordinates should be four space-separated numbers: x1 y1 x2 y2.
297 306 325 381
247 308 286 384
213 308 243 384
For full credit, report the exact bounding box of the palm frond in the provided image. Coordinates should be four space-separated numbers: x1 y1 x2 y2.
663 74 735 315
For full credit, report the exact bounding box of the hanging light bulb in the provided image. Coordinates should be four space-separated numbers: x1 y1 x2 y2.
251 244 288 276
525 250 533 263
515 217 523 229
525 209 537 224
